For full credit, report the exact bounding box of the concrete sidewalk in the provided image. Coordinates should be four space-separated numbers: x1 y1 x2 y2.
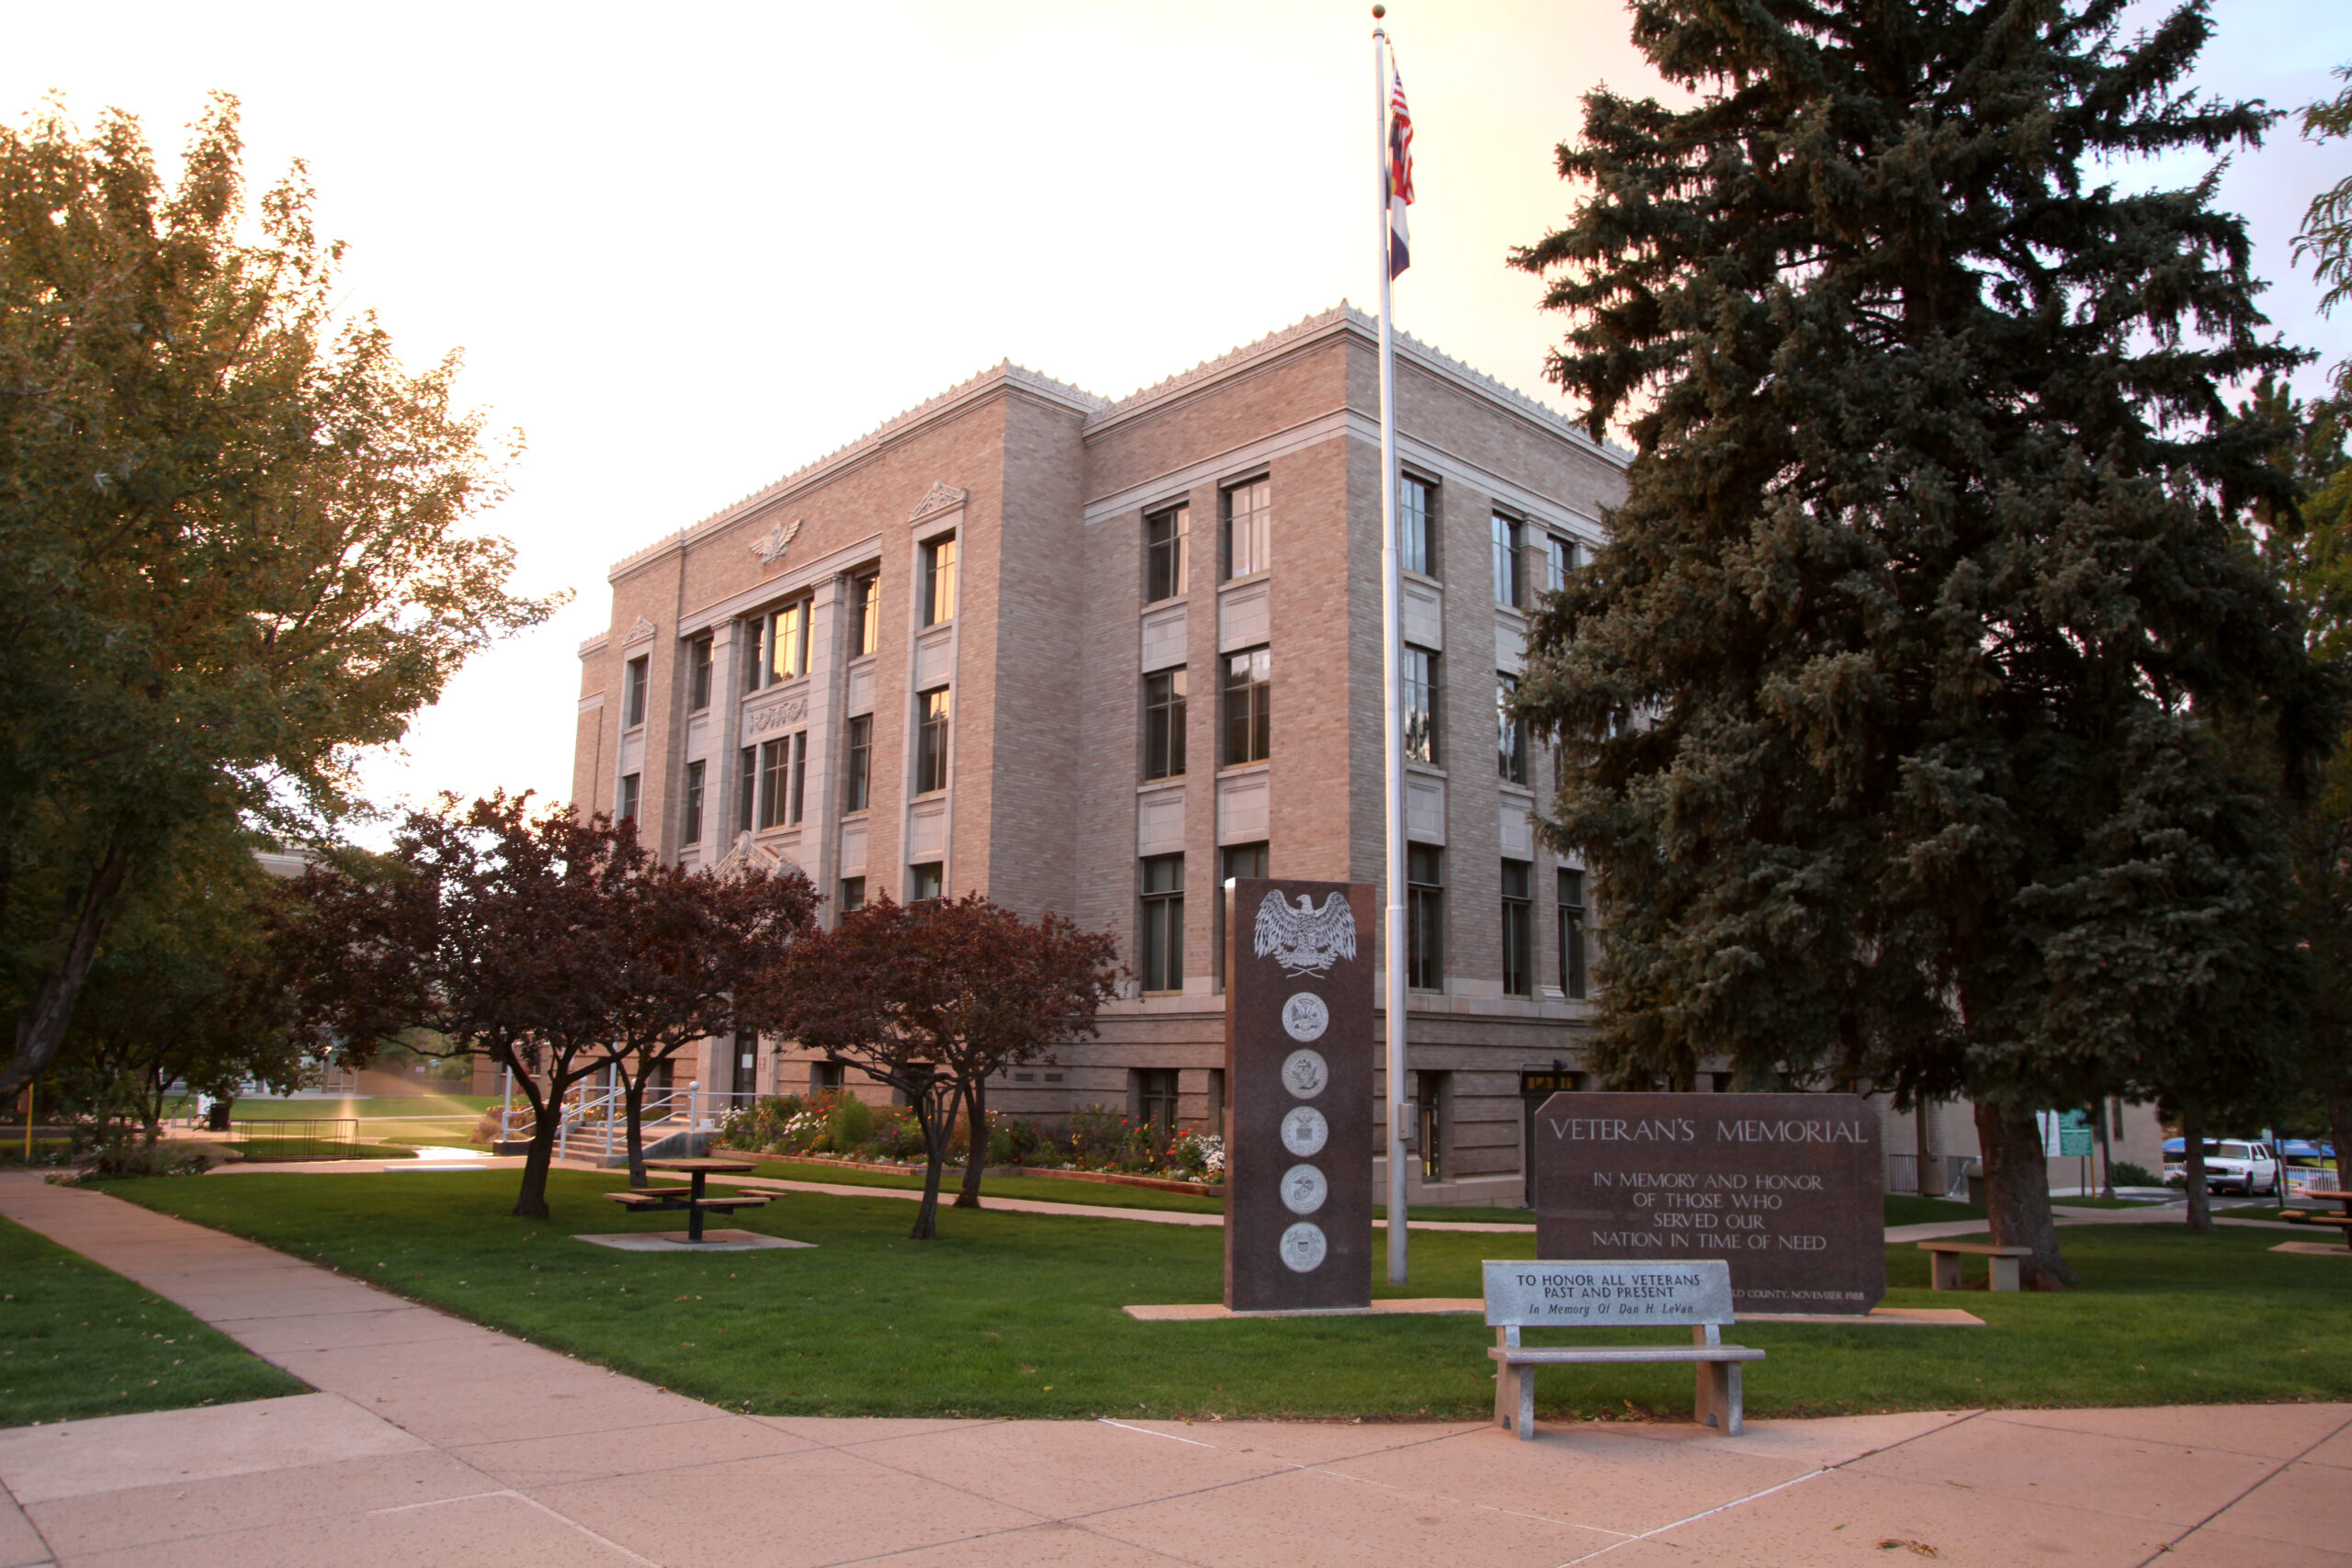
1 1175 2346 1568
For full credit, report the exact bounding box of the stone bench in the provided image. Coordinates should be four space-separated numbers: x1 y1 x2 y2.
1483 1261 1766 1439
1918 1240 2033 1292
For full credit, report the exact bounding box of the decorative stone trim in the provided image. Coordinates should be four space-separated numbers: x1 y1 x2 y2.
909 482 968 525
749 518 802 565
622 615 658 647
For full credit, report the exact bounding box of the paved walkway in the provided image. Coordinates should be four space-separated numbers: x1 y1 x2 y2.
2 1175 2346 1568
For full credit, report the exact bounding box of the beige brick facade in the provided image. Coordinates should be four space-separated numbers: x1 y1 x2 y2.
573 306 1628 1204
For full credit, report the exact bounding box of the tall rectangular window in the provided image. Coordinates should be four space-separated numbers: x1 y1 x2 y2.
1545 535 1577 595
1400 474 1434 577
1492 513 1522 607
622 657 650 728
1500 859 1533 998
1558 867 1588 999
736 746 756 834
839 876 866 914
909 862 944 901
1146 505 1190 603
617 772 640 825
1133 1067 1180 1132
1498 673 1530 786
1223 647 1271 765
849 571 879 657
915 687 952 794
757 739 788 829
1416 1069 1447 1181
1403 646 1438 764
1407 843 1443 991
922 536 957 626
744 600 811 690
843 714 873 810
681 760 705 846
1221 842 1269 884
687 637 713 712
1144 669 1187 780
1222 477 1270 579
786 732 808 826
1140 854 1184 993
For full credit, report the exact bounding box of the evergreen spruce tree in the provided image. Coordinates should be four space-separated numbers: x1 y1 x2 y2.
1511 0 2338 1279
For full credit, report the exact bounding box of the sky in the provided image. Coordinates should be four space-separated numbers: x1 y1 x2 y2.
7 0 2349 831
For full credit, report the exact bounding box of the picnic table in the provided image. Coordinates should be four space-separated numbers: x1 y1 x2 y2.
602 1156 766 1242
2287 1187 2352 1250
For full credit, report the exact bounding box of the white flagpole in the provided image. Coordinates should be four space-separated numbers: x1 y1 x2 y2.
1374 6 1408 1287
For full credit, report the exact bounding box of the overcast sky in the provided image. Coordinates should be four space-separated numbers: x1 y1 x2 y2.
8 0 2348 832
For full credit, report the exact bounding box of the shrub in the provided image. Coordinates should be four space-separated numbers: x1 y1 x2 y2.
989 1117 1045 1167
826 1093 875 1152
2109 1160 2161 1189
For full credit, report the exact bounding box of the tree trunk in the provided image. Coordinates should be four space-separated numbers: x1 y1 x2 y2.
2330 1082 2352 1194
2097 1100 2116 1201
1915 1100 1935 1195
0 844 129 1098
954 1077 988 1209
621 1069 650 1188
2179 1098 2213 1232
1975 1100 2075 1288
507 1060 557 1219
909 1082 963 1241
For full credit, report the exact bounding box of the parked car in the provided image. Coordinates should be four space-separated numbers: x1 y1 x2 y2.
2161 1139 2280 1196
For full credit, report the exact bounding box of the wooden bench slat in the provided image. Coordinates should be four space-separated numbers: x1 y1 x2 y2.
693 1196 769 1209
604 1190 693 1207
1490 1346 1765 1366
1916 1242 2032 1257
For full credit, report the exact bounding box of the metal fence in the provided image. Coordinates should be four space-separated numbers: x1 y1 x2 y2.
1886 1153 1973 1199
227 1118 361 1159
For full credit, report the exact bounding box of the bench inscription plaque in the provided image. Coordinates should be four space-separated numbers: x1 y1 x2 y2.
1532 1092 1885 1314
1224 878 1374 1312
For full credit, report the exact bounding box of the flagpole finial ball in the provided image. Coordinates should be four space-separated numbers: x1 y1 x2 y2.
1372 5 1385 17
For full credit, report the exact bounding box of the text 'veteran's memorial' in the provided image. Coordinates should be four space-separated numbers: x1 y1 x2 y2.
1532 1092 1885 1314
1224 877 1373 1312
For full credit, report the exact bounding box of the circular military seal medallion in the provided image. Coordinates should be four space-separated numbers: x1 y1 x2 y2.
1280 1048 1329 1099
1280 1105 1329 1157
1279 1222 1328 1273
1281 991 1329 1043
1280 1163 1329 1215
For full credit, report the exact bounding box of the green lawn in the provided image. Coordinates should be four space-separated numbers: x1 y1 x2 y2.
100 1169 2352 1424
234 1140 415 1163
0 1215 306 1427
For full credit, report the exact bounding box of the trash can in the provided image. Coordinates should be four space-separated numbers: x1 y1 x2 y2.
206 1101 231 1133
1963 1159 1984 1206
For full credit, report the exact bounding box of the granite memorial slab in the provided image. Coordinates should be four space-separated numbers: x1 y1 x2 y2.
1224 877 1374 1312
1482 1259 1734 1326
1532 1091 1885 1314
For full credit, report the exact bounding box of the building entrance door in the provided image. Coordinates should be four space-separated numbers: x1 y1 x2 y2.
725 1031 759 1102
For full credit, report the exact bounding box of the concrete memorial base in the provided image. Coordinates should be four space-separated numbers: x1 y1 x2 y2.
2270 1240 2352 1256
572 1229 813 1253
1122 1300 1984 1325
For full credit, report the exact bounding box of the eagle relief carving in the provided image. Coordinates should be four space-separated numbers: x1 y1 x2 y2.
749 518 803 566
1253 891 1357 979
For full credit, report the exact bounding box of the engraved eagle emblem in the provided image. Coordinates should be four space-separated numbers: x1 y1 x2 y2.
749 517 803 565
1253 891 1357 978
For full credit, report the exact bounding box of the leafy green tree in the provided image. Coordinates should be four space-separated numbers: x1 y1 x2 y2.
1510 0 2336 1278
0 96 556 1098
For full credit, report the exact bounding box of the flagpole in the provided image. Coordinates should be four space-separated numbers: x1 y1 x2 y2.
1373 6 1409 1288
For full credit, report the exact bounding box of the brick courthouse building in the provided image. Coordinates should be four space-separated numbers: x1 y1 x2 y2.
572 306 1626 1204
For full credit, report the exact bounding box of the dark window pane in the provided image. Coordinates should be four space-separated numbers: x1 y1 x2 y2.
910 862 943 901
688 637 713 711
736 746 756 833
1558 866 1588 999
757 739 787 829
1223 478 1270 579
617 772 640 825
1144 669 1187 780
1146 505 1190 603
1223 647 1271 765
915 687 952 794
1400 475 1433 577
1492 513 1521 606
844 715 873 811
1498 673 1529 785
1141 854 1184 992
839 876 865 914
922 537 958 626
1221 842 1269 883
682 760 705 845
787 732 808 826
623 657 649 728
1407 844 1442 990
1501 858 1532 998
1403 646 1438 763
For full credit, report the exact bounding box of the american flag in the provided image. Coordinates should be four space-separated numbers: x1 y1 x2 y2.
1386 65 1415 278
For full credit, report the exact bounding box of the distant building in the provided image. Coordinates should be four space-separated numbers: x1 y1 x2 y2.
573 306 1623 1204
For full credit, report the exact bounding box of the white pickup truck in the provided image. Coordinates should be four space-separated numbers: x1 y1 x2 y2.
2163 1140 2281 1197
